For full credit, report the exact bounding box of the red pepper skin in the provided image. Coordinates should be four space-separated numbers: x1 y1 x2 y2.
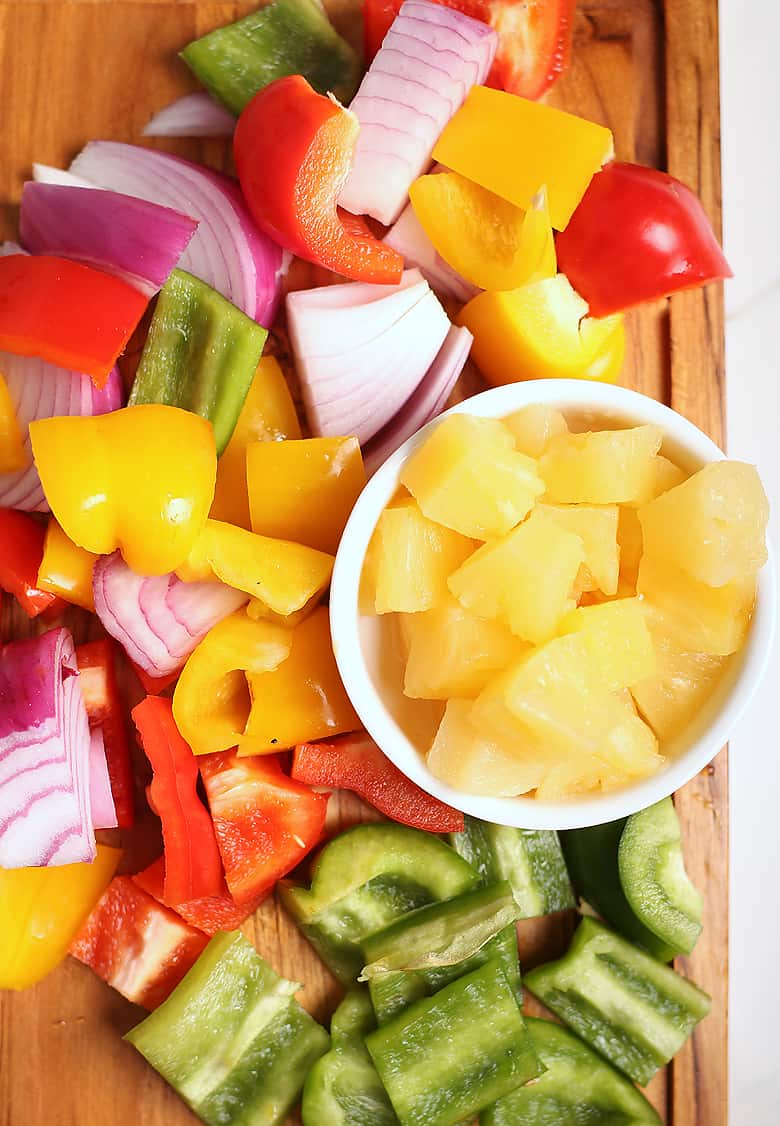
234 75 403 284
199 750 329 907
130 660 180 697
132 697 224 906
0 508 64 617
292 733 464 833
556 162 733 317
69 875 208 1009
133 856 267 937
76 639 135 829
0 255 147 388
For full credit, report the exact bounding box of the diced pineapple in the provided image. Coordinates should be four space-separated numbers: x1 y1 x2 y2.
540 425 663 504
558 598 656 689
504 404 569 458
536 715 662 800
537 503 619 595
448 508 585 644
399 414 545 539
427 700 550 796
365 498 474 613
650 455 687 497
402 595 529 699
617 505 643 589
639 461 769 588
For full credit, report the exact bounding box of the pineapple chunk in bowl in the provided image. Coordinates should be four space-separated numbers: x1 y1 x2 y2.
330 380 775 830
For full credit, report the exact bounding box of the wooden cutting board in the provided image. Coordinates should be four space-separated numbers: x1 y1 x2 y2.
0 1 727 1123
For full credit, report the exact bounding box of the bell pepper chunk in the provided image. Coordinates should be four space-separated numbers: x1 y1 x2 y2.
133 856 265 936
0 254 147 388
0 844 121 990
234 74 403 284
0 508 64 617
76 640 135 829
0 371 26 472
433 86 613 231
37 519 98 611
30 405 217 575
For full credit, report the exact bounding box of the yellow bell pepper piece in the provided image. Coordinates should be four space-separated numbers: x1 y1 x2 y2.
0 371 26 473
29 405 217 576
0 844 121 990
210 357 301 529
37 519 98 610
433 87 614 231
173 610 292 756
458 274 625 387
176 518 334 618
409 175 556 292
248 436 366 555
239 605 359 755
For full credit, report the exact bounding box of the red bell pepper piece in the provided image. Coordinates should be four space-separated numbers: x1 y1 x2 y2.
132 697 223 906
292 733 464 833
199 750 329 907
234 75 403 284
0 508 64 617
76 639 135 829
130 660 180 696
133 856 267 937
0 254 147 388
556 162 733 317
69 875 208 1009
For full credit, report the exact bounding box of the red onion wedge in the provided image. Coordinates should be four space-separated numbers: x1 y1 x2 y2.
69 142 283 326
89 727 118 830
0 241 24 257
92 552 248 678
143 92 236 138
20 183 198 299
363 323 472 474
338 0 497 226
0 353 122 512
286 269 451 444
384 200 479 303
33 164 98 189
0 629 95 867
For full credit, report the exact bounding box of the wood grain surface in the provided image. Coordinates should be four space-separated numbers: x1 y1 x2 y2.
0 1 727 1123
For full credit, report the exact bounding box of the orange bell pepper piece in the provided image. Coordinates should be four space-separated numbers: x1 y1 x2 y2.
37 520 98 611
0 371 25 472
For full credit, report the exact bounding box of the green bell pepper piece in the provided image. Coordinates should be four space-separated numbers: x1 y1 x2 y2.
129 268 267 456
524 916 711 1087
366 959 542 1126
481 1017 661 1125
279 823 479 984
302 989 399 1126
124 931 329 1126
618 798 703 955
181 0 361 115
451 815 574 917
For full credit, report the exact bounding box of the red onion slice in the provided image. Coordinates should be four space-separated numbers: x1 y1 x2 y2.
0 241 24 257
89 727 118 830
339 0 497 225
20 183 199 298
33 164 98 189
92 553 248 678
0 629 95 867
384 200 479 303
143 92 236 138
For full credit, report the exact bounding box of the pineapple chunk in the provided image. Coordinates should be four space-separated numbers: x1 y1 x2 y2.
617 506 643 589
639 461 769 588
538 503 619 595
558 598 657 689
402 595 529 699
650 455 687 497
536 716 662 800
399 414 545 539
427 700 550 796
448 508 585 644
366 498 474 613
504 404 569 458
540 425 663 504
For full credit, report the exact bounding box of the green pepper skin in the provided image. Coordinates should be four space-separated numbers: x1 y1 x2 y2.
129 269 267 456
451 816 575 917
524 917 711 1087
125 931 329 1125
181 0 361 114
481 1017 661 1125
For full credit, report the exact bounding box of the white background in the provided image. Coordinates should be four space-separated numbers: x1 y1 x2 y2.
721 1 780 1120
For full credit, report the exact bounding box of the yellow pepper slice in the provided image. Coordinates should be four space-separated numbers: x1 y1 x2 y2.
409 175 556 292
173 610 292 756
37 520 98 610
29 405 217 575
0 371 26 473
210 357 301 529
433 87 614 231
458 274 625 387
0 844 121 990
239 606 359 755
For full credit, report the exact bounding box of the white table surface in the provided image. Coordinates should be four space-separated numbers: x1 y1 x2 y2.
721 2 780 1120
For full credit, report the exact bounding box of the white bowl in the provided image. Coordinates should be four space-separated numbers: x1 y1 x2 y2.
330 380 776 830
